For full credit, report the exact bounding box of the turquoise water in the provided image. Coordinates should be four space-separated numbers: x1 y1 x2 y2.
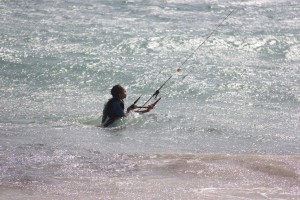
1 0 300 199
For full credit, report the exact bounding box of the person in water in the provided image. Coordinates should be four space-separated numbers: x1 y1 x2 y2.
101 84 153 127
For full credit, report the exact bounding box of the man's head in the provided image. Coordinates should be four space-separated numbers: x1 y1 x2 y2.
111 84 126 99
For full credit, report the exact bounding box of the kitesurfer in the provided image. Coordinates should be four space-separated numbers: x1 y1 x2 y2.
101 84 153 127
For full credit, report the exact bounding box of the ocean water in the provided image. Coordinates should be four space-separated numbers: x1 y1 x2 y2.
1 0 300 199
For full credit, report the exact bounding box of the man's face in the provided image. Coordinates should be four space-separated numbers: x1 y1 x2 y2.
119 89 127 100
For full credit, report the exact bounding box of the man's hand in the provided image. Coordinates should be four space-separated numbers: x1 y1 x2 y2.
127 104 137 112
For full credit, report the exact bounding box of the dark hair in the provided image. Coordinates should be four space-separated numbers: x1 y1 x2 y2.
111 84 124 98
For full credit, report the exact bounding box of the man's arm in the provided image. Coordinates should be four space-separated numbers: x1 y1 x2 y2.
112 101 126 117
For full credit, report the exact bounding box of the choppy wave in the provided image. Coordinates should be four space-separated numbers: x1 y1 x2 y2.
1 149 299 199
1 0 299 140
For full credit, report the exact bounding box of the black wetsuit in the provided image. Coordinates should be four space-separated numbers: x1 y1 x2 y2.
101 98 125 127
